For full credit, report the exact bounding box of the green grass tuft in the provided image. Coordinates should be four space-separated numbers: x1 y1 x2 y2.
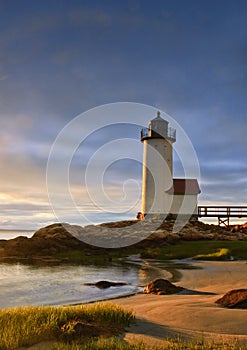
141 241 247 260
0 303 134 350
193 248 231 261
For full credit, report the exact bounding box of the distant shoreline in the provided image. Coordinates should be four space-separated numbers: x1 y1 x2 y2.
0 229 34 240
0 229 34 232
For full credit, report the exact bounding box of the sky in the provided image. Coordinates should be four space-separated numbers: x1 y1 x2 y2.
0 0 247 229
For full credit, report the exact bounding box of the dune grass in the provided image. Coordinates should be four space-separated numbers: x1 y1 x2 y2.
52 337 247 350
0 303 246 350
0 303 134 350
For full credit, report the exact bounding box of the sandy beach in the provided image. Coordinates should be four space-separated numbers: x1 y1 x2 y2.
110 260 247 346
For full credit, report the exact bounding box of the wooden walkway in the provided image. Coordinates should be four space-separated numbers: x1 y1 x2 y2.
197 206 247 227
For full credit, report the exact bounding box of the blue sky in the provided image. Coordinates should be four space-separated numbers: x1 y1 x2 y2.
0 0 247 229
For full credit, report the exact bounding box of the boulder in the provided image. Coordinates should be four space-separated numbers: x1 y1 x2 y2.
1 223 94 259
85 281 128 289
182 232 204 241
144 278 184 295
216 289 247 308
165 233 180 242
149 230 167 239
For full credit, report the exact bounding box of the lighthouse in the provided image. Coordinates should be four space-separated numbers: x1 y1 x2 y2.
141 111 176 215
140 111 201 219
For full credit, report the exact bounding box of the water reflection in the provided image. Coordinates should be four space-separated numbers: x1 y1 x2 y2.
0 258 195 309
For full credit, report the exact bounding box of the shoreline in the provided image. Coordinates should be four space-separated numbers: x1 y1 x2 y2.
81 257 199 305
107 260 247 345
4 260 247 350
0 256 181 310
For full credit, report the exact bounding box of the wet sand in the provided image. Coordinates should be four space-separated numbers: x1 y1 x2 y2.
111 260 247 346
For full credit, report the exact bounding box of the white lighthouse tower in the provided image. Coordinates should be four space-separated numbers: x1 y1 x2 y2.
141 111 176 215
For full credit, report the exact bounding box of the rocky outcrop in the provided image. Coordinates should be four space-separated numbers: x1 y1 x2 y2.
84 281 128 289
151 220 247 241
0 219 246 261
216 289 247 309
0 223 99 260
144 278 184 295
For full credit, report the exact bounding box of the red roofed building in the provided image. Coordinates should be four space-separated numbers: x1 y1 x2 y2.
167 179 201 215
167 179 201 195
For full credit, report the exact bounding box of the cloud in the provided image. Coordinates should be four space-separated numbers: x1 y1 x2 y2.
0 1 246 228
0 75 8 81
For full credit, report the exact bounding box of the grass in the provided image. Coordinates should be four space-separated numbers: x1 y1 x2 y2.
140 241 247 260
0 304 246 350
55 241 247 265
193 248 231 260
52 337 247 350
0 303 134 350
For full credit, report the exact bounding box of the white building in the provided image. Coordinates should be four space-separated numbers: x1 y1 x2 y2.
140 112 200 217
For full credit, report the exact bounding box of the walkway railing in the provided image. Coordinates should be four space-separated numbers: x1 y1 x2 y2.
197 206 247 227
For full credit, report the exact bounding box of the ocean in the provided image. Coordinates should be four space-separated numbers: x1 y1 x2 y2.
0 229 34 240
0 261 143 309
0 230 172 309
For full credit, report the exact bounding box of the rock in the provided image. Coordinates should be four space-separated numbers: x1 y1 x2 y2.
166 233 180 242
216 289 247 308
182 232 204 240
99 220 138 228
1 223 93 259
150 230 169 239
85 280 128 289
205 233 215 240
61 321 100 338
0 219 244 261
84 224 98 231
144 278 184 295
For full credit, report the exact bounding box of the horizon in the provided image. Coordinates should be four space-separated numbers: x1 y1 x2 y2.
1 216 247 232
